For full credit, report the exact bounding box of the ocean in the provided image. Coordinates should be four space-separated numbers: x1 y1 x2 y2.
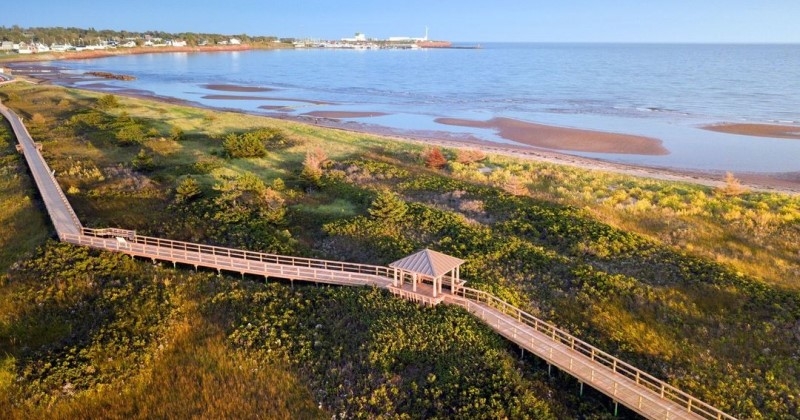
35 43 800 173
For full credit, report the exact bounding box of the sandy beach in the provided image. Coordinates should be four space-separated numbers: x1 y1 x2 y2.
436 117 669 155
703 123 800 140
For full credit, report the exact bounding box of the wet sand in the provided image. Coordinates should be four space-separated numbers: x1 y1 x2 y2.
302 111 388 119
436 117 669 155
703 123 800 140
202 94 332 105
202 84 274 92
258 105 294 111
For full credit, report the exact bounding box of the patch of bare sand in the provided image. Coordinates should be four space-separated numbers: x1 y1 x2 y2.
703 123 800 140
201 84 274 92
302 111 388 119
436 117 668 155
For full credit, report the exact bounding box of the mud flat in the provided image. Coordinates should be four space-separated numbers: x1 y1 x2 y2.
436 117 669 155
703 123 800 140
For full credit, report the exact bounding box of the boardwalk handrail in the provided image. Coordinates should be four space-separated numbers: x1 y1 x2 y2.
452 286 735 420
40 147 83 231
0 103 82 232
388 286 443 306
81 227 394 279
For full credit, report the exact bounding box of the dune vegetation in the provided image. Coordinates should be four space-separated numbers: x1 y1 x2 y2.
1 82 798 418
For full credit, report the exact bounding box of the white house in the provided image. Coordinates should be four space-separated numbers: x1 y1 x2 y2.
167 40 187 47
342 32 367 42
0 41 13 51
229 38 241 45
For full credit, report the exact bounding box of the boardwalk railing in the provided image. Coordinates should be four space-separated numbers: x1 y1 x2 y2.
1 103 82 232
80 227 394 277
388 286 444 306
450 287 735 420
44 156 83 231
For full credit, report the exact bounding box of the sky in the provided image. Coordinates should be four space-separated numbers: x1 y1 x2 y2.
3 0 800 43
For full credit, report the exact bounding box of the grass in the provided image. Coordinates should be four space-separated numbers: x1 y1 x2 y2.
1 81 798 418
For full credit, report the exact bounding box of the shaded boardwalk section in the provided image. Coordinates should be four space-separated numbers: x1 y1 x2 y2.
1 100 735 420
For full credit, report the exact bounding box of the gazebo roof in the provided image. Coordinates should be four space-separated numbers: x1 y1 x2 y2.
389 249 465 278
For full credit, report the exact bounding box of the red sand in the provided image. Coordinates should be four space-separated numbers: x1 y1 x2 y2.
703 123 800 140
436 117 668 155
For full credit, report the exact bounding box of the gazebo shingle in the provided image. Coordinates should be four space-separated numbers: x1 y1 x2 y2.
389 249 465 278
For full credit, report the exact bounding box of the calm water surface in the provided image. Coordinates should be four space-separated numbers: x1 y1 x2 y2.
44 43 800 172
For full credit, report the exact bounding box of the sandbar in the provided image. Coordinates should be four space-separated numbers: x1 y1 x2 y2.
703 123 800 140
201 94 332 105
201 84 274 92
302 111 388 119
258 105 293 111
436 117 668 155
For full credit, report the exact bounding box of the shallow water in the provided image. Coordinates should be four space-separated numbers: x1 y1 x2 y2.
38 43 800 172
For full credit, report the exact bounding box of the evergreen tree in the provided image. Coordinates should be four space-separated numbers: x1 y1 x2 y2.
368 189 408 222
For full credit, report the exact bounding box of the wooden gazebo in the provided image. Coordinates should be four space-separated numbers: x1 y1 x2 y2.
389 249 466 298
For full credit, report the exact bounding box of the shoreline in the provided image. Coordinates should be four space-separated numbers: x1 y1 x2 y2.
0 44 288 64
5 65 799 195
299 116 800 195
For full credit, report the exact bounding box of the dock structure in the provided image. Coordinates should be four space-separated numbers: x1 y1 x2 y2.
1 100 735 420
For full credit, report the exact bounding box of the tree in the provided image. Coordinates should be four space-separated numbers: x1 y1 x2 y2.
97 94 120 109
132 149 154 171
368 189 408 222
175 176 201 202
223 132 267 158
170 126 185 142
424 147 448 169
116 123 144 145
718 172 747 196
456 148 486 165
300 147 328 188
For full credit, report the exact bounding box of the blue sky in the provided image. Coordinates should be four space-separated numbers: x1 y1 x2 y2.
3 0 799 43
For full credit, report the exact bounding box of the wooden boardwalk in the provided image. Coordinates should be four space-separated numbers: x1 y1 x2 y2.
2 100 735 420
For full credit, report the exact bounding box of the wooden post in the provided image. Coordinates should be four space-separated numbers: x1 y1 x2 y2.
412 273 417 292
433 276 438 298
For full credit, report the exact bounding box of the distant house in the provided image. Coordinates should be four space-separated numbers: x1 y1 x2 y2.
121 41 137 48
229 38 241 45
17 42 32 54
0 41 12 51
166 40 187 47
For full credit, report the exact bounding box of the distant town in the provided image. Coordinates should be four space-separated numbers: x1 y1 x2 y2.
0 26 461 55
